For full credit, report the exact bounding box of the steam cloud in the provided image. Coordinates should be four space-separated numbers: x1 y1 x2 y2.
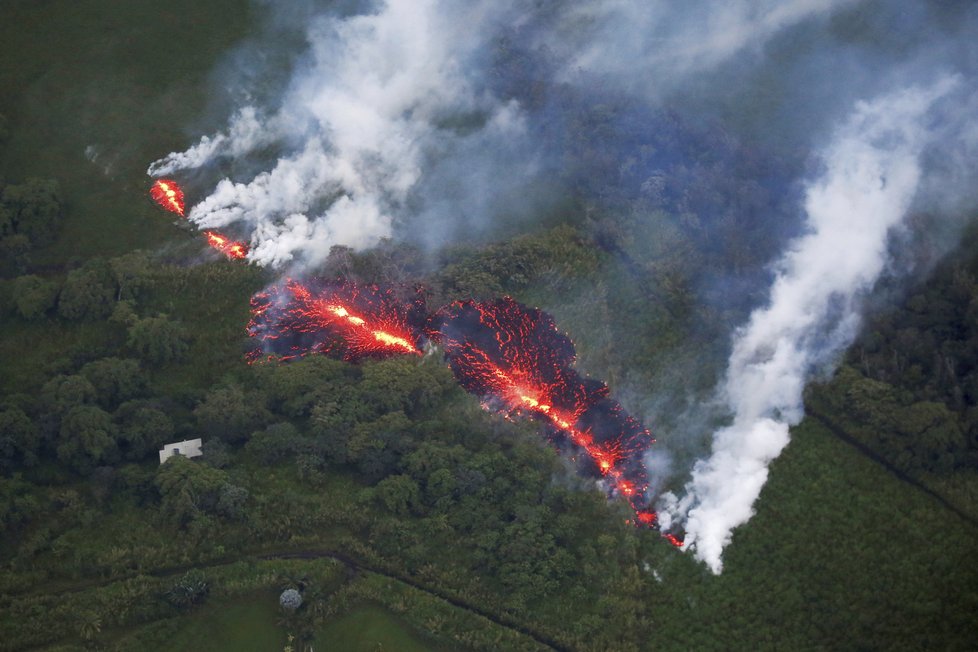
662 77 960 573
148 0 845 268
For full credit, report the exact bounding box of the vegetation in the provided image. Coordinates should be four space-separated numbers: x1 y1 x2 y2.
0 2 976 652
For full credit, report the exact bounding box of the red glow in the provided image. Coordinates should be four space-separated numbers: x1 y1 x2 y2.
432 297 657 517
203 230 249 260
150 179 185 216
662 533 685 548
247 279 424 362
247 286 675 540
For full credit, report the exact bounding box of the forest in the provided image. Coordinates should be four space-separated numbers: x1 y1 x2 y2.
2 1 977 651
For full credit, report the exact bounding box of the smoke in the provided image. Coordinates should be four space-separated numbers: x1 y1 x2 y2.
662 77 960 574
544 0 854 90
148 0 844 268
148 0 978 572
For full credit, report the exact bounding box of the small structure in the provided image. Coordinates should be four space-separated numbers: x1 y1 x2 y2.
159 438 203 464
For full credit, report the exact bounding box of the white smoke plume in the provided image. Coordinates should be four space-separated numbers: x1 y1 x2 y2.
547 0 854 89
148 0 847 268
149 0 527 268
661 77 960 574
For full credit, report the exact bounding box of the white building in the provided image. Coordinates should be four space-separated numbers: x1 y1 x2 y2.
159 438 203 464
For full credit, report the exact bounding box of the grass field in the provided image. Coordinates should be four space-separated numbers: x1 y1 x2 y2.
113 593 284 652
314 605 440 652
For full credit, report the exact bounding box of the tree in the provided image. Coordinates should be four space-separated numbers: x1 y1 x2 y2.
255 355 353 418
165 569 209 609
114 401 173 461
56 405 118 474
79 357 147 408
279 588 303 611
360 357 454 416
216 483 249 520
108 250 153 301
12 274 57 320
375 474 421 516
194 386 270 444
155 455 229 527
0 407 40 471
245 422 307 464
896 401 966 473
0 475 40 533
41 374 97 416
0 235 31 278
75 610 102 643
127 315 189 365
58 262 115 321
2 178 63 246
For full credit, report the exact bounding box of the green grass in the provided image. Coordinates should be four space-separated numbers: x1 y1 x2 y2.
644 418 978 651
315 605 439 652
111 592 283 652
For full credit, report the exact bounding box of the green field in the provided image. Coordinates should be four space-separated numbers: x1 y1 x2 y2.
314 605 440 652
114 593 284 652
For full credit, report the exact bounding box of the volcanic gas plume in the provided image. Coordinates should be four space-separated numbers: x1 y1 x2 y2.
247 278 426 363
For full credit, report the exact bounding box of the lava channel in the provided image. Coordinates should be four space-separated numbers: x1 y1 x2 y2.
430 297 657 516
247 278 426 363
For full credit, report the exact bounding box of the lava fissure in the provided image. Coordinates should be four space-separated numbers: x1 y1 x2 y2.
203 230 250 260
150 179 185 216
248 278 425 362
247 282 675 540
432 298 655 514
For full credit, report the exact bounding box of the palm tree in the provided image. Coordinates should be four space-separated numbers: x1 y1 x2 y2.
76 611 102 642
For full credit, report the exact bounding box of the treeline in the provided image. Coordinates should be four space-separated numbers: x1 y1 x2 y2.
810 220 978 477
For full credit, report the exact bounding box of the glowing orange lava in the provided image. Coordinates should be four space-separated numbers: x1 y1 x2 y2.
203 231 249 260
247 287 677 542
247 279 425 362
290 282 420 356
150 179 185 216
433 298 656 516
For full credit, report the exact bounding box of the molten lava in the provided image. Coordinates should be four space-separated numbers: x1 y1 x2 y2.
246 284 672 535
150 179 185 216
203 231 249 260
248 279 425 362
432 297 656 514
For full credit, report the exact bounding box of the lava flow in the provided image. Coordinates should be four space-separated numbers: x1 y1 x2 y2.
150 179 185 216
203 231 250 260
247 279 425 362
431 297 656 514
